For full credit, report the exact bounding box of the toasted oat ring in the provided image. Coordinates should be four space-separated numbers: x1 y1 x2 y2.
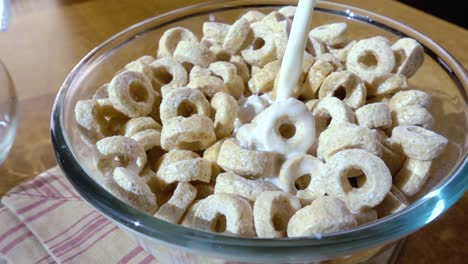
367 73 407 97
111 167 158 214
391 105 433 129
124 60 153 83
250 98 316 156
187 76 229 99
123 117 161 136
392 38 424 78
157 27 198 58
193 193 255 236
154 182 197 223
302 59 335 99
209 61 245 99
156 157 212 185
214 172 279 202
248 60 280 94
323 149 392 212
287 196 357 237
375 186 409 217
131 129 161 151
318 70 366 109
156 150 200 171
92 83 109 100
108 70 155 118
306 36 326 58
161 115 216 151
149 57 188 97
217 138 279 178
393 158 432 196
254 191 301 238
229 55 251 85
223 18 250 54
390 125 447 161
75 99 106 141
353 209 378 226
279 155 325 197
173 40 215 68
312 97 355 133
241 10 266 23
317 122 382 161
210 92 238 139
328 40 356 63
202 22 230 45
95 99 129 135
346 37 395 83
355 102 392 129
389 90 432 110
309 22 348 46
241 23 276 67
159 87 211 125
96 136 147 176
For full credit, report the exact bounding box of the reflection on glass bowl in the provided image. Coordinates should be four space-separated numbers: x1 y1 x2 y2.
0 59 17 164
50 1 468 263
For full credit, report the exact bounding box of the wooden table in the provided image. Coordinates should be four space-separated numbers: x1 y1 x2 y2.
0 0 466 263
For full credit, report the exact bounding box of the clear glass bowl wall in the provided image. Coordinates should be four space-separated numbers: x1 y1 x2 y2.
51 1 468 263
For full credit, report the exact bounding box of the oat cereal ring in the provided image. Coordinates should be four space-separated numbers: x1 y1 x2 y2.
210 92 238 139
241 10 266 23
181 200 203 227
223 18 250 54
149 57 188 97
302 59 335 99
96 136 147 176
96 99 129 135
279 155 325 197
136 55 155 65
203 139 226 163
367 73 407 97
229 55 251 85
317 53 344 71
391 105 433 129
187 76 229 99
375 186 409 217
157 27 198 58
92 83 109 99
75 99 106 141
124 60 153 82
208 61 245 98
287 196 357 237
328 40 356 63
355 103 392 129
193 193 255 236
154 182 197 223
248 60 280 94
208 44 231 62
306 36 326 58
156 150 200 171
217 138 279 178
390 125 447 161
112 167 158 214
309 22 348 47
305 99 320 112
389 90 432 110
272 20 290 60
189 65 211 79
353 209 378 225
394 158 432 196
381 144 406 176
323 149 392 212
202 22 230 45
131 129 161 151
317 123 382 161
241 23 276 67
214 172 279 202
193 182 215 200
108 70 155 118
250 98 316 156
392 38 424 78
123 117 161 137
173 40 215 68
312 97 355 133
254 191 301 238
159 87 211 125
346 37 396 83
156 157 212 185
278 6 296 20
366 94 393 104
161 115 216 151
318 71 366 109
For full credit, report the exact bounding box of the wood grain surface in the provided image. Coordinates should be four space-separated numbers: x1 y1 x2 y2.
0 0 466 263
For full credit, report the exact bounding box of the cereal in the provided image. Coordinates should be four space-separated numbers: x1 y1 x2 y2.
389 90 432 110
223 18 250 54
278 155 325 197
154 182 197 223
202 139 226 163
123 116 161 136
287 196 357 237
173 41 215 68
318 71 366 109
390 125 448 161
210 92 238 138
328 40 356 62
157 27 198 58
306 36 326 58
248 60 280 94
193 193 255 236
317 122 382 161
367 73 407 97
108 71 156 118
149 57 188 97
375 186 409 217
302 59 335 99
393 158 432 196
241 23 276 67
312 97 355 133
309 22 348 46
272 20 290 60
254 191 301 238
159 87 211 125
346 36 395 83
131 129 161 151
355 102 392 129
156 157 212 185
161 115 216 151
215 172 279 202
391 105 433 129
322 149 392 212
124 60 153 82
240 10 265 23
187 75 229 99
353 209 378 225
208 61 245 98
277 6 296 20
392 38 424 78
381 144 406 176
92 83 109 100
181 199 203 227
75 100 106 141
202 22 229 45
229 55 251 84
96 136 147 176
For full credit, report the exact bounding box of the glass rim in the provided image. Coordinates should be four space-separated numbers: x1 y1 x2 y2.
50 0 468 260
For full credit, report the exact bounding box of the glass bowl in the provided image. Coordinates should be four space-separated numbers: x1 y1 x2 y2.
50 0 468 263
0 59 18 164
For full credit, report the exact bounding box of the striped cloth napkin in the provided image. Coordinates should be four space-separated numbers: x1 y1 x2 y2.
0 166 157 264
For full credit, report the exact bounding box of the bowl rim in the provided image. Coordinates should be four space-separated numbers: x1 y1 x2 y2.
51 0 468 261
